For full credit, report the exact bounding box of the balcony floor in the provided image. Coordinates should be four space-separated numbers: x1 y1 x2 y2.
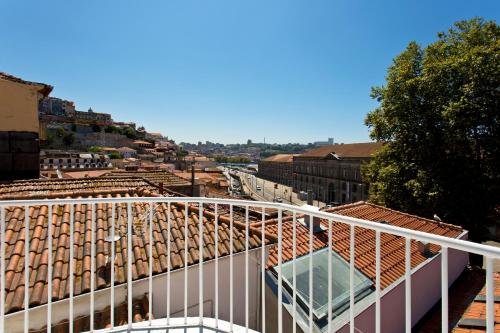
89 317 260 333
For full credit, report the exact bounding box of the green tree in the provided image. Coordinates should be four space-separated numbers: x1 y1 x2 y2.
362 18 500 239
62 132 75 146
88 146 101 153
108 152 122 159
56 127 66 138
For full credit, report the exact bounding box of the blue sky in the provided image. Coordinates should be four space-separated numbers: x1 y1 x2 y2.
1 1 498 144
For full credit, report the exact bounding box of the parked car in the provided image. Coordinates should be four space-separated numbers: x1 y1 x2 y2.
274 197 283 203
256 186 262 191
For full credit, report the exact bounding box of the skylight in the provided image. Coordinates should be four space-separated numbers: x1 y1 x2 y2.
279 248 373 321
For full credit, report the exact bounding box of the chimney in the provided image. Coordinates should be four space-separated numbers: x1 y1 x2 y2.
191 165 195 196
418 241 432 258
307 189 313 205
302 192 325 233
159 182 164 195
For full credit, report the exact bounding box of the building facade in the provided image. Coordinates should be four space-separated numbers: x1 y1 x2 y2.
293 142 383 204
0 72 52 180
40 151 111 170
257 154 295 186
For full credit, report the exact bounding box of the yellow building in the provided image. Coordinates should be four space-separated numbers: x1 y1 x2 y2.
0 72 52 180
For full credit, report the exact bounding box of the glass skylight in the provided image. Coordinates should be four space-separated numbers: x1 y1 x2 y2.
279 247 373 320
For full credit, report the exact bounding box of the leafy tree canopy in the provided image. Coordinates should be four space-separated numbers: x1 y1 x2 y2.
363 18 500 238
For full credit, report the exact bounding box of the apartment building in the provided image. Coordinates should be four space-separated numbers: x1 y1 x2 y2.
293 142 383 204
40 150 112 170
0 72 53 180
257 154 296 186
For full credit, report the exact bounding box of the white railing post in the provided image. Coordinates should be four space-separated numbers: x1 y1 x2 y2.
350 224 355 333
47 204 52 333
0 206 5 333
199 202 204 325
292 212 297 333
127 202 132 329
166 202 171 325
405 238 412 333
308 214 313 333
486 257 494 333
230 204 234 331
184 202 188 324
215 204 219 329
110 203 115 329
24 205 29 333
375 230 381 333
69 204 74 333
91 203 96 331
261 207 266 333
148 204 153 326
328 218 332 333
441 246 448 333
278 209 283 333
245 206 249 332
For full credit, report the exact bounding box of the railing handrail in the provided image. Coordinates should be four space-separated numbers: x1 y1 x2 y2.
1 196 500 258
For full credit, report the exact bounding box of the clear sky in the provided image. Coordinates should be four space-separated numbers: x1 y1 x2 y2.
1 1 498 144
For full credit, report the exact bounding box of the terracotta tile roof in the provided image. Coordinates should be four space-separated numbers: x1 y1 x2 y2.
0 177 156 200
297 142 383 159
414 267 500 333
0 72 53 96
261 154 296 163
105 170 191 187
452 271 500 332
62 170 112 179
1 189 274 314
30 294 152 333
255 201 463 290
116 147 137 152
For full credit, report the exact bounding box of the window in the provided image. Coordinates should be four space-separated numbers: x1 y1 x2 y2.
352 184 358 192
279 248 373 321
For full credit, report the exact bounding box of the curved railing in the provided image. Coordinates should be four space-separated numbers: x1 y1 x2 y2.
1 197 499 333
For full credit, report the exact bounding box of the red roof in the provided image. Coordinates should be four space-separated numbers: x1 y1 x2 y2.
0 72 53 96
254 201 463 290
1 188 275 314
298 142 383 159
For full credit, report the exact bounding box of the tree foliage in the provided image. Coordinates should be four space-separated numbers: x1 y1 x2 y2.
363 18 500 238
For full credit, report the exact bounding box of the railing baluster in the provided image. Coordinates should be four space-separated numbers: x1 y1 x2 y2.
148 204 153 326
328 218 332 333
90 203 96 331
24 205 29 333
167 202 171 325
230 204 234 332
486 256 494 333
441 246 448 333
199 202 204 325
184 202 188 324
405 237 412 332
308 214 313 333
375 230 381 333
47 205 52 333
245 206 249 333
278 209 283 333
126 202 132 329
350 224 355 333
69 204 74 333
110 203 115 329
0 206 5 333
215 204 219 329
292 212 297 333
261 207 266 333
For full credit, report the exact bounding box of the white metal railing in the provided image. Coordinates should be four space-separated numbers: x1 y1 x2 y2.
0 196 499 333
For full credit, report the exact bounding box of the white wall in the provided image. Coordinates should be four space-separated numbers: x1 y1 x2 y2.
5 247 270 333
